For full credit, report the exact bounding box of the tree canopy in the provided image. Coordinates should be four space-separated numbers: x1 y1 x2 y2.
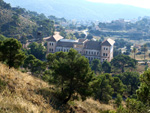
111 55 137 73
102 61 111 73
23 54 46 76
28 42 46 60
50 49 94 104
92 73 124 103
137 69 150 105
115 72 140 96
87 34 93 40
91 59 102 74
0 38 26 68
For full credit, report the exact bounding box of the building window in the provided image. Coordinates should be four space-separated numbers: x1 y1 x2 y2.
94 52 96 55
106 53 108 56
103 53 105 56
89 51 90 55
64 49 66 52
106 48 108 50
52 43 53 46
49 43 51 46
52 49 53 52
91 52 93 55
86 51 87 54
97 52 99 55
104 47 105 50
49 48 51 52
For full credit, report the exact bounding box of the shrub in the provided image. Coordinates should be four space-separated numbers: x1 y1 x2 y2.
115 94 122 107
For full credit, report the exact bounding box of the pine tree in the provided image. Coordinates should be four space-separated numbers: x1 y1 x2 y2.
0 38 26 69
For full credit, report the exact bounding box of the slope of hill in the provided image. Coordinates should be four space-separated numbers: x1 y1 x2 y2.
0 1 36 38
4 0 150 21
0 63 116 113
0 0 54 38
0 63 57 113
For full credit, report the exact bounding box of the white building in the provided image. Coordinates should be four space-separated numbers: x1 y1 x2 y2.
45 33 115 62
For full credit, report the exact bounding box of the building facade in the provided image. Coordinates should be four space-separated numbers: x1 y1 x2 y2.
45 33 115 62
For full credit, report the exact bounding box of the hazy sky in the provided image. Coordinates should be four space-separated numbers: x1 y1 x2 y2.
87 0 150 9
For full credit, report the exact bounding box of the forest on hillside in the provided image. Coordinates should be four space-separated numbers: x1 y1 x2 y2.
0 0 55 39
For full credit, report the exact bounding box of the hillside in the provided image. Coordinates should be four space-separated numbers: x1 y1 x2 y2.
0 63 116 113
0 0 54 38
4 0 150 21
0 1 36 38
0 63 57 113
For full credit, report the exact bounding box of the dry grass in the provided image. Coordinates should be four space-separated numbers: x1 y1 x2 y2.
0 63 58 113
0 63 117 113
73 98 116 113
129 52 150 61
135 64 147 74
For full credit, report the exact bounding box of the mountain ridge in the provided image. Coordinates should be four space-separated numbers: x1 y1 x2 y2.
3 0 150 21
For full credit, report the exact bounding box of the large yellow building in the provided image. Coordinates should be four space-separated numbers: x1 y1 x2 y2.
45 33 115 62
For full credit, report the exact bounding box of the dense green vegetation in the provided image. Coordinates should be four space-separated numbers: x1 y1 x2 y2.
92 74 125 104
137 69 150 104
0 38 26 68
23 54 46 75
48 49 94 104
111 54 137 73
27 42 46 60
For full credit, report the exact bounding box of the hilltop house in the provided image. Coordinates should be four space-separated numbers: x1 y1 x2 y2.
44 32 115 62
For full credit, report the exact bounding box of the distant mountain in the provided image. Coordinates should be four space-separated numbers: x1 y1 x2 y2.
4 0 150 21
